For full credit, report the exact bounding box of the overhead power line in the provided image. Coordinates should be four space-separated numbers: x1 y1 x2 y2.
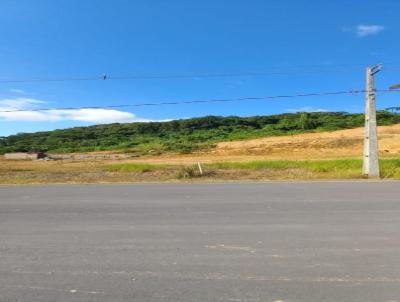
0 76 102 83
0 65 394 84
1 89 398 113
0 72 325 83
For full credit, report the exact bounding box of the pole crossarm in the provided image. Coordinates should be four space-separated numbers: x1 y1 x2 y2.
370 64 383 75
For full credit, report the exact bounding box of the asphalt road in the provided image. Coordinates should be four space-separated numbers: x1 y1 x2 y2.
1 182 400 302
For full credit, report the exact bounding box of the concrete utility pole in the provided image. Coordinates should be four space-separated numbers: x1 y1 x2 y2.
363 65 383 178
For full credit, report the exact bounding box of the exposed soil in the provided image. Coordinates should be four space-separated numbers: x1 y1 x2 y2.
2 124 400 184
119 124 400 164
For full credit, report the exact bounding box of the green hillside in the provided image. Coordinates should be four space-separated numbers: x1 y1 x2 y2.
1 111 399 155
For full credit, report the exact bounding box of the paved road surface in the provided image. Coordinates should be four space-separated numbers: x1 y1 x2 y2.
1 182 400 302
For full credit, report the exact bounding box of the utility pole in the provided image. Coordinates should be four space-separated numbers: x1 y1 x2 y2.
363 64 382 178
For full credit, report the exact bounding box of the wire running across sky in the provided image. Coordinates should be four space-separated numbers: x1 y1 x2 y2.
2 64 400 84
1 89 399 113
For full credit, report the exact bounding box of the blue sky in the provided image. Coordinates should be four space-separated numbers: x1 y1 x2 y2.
1 0 400 136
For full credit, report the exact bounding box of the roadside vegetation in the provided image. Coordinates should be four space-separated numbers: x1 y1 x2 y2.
105 163 167 173
1 158 400 184
1 111 400 155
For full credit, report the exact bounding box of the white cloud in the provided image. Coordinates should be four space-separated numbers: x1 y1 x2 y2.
0 98 45 109
356 24 385 37
287 106 328 113
10 88 25 94
343 24 385 37
0 108 146 123
0 98 150 124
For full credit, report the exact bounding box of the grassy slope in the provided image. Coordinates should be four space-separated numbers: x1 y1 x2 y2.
2 112 400 183
1 111 400 155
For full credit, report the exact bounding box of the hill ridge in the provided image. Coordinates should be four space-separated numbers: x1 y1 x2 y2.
1 111 399 155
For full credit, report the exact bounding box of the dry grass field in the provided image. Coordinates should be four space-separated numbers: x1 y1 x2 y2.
103 123 400 164
2 124 400 184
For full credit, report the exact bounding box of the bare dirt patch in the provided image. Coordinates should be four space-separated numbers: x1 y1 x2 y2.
112 124 400 164
2 124 400 184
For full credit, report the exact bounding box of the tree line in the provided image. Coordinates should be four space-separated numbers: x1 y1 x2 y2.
1 111 399 155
